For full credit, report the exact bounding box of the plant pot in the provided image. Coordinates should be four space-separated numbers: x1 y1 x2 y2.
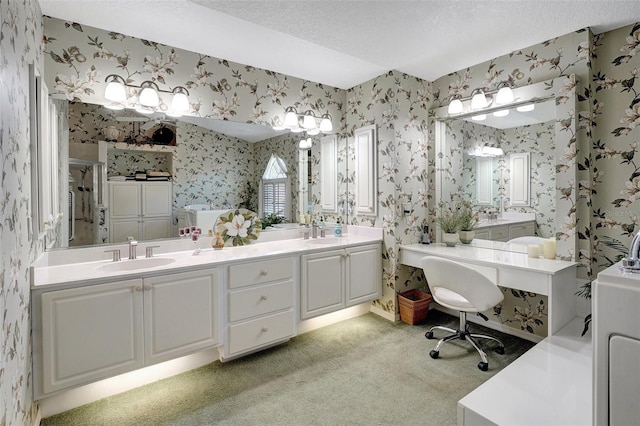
442 232 458 247
458 230 475 244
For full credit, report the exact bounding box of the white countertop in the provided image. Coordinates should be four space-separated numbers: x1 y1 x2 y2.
32 227 382 289
597 261 640 287
400 242 576 275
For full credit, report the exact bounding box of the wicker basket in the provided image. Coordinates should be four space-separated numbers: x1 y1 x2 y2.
398 289 432 325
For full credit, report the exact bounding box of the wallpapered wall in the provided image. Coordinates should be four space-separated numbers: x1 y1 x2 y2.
0 1 42 424
591 23 640 273
42 17 344 143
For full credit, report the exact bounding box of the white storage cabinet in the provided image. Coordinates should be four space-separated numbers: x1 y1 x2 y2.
301 244 381 319
108 181 173 243
37 268 218 396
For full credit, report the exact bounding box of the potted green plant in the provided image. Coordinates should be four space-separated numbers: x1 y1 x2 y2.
458 200 478 244
436 201 460 247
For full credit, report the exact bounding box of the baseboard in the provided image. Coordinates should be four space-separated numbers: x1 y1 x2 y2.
33 407 42 426
369 304 398 322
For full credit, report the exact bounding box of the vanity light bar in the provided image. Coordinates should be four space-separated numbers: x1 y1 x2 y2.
103 74 191 116
282 106 333 134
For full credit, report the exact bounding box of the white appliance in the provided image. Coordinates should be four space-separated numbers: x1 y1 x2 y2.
593 263 640 425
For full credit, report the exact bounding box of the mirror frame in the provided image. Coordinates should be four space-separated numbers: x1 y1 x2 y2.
432 75 577 260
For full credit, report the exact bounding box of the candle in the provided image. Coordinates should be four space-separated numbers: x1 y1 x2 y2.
527 245 540 258
543 238 556 259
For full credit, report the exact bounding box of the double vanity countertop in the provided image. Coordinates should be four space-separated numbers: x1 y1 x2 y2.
400 240 576 275
32 226 383 289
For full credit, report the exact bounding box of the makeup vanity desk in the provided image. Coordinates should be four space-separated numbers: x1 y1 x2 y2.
399 241 578 339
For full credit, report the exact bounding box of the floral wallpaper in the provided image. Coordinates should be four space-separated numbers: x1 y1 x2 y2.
346 72 432 316
591 23 640 275
0 0 42 424
42 16 343 147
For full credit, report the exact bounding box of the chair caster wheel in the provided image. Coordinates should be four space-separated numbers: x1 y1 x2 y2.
425 331 434 339
429 350 439 359
495 346 505 355
478 362 488 371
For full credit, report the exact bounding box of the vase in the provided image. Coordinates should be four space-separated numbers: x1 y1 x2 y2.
442 232 458 247
458 230 475 244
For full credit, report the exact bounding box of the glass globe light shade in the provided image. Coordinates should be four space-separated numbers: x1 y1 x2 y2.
447 99 463 114
139 83 159 108
105 79 126 103
495 87 514 105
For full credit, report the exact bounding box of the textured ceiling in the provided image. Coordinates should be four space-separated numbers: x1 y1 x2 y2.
39 0 640 89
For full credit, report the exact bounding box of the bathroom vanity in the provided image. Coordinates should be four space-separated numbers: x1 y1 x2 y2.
400 241 577 341
31 226 382 399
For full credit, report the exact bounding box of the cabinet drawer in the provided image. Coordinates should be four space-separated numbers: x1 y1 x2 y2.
499 267 549 295
228 257 294 288
227 310 295 355
229 280 294 322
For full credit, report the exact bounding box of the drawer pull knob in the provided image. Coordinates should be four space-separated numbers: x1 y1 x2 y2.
134 286 143 292
261 327 269 333
144 285 152 291
260 269 268 276
260 295 268 300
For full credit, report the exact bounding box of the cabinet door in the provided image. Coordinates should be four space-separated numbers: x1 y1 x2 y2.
489 225 509 242
301 250 345 319
142 216 172 240
142 182 172 217
109 183 141 219
346 244 382 305
509 222 535 239
110 218 141 243
143 269 219 364
41 279 144 394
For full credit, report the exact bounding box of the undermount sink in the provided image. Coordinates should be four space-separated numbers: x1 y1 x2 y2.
98 257 176 272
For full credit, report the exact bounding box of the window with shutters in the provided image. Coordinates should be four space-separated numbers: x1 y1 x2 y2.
259 154 290 220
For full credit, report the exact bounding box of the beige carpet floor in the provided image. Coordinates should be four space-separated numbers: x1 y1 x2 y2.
41 311 534 426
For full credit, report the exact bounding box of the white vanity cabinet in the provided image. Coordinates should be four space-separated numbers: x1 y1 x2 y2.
475 221 535 242
108 181 173 243
221 256 296 359
301 244 381 319
36 268 219 397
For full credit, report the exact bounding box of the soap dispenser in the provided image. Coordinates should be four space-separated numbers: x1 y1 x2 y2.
334 217 342 237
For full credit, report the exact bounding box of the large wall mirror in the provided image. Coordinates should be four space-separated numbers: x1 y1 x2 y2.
49 101 347 250
432 75 577 260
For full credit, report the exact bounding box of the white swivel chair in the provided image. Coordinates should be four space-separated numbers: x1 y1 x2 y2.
421 256 505 371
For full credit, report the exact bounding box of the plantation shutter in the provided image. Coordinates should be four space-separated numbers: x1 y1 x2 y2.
262 178 287 216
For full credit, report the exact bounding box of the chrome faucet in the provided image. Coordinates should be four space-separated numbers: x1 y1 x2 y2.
622 230 640 270
127 236 138 260
311 222 318 238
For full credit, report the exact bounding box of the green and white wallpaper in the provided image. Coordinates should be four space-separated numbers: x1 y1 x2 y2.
1 1 42 424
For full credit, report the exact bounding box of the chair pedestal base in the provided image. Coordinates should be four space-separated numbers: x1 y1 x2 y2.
425 312 505 371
